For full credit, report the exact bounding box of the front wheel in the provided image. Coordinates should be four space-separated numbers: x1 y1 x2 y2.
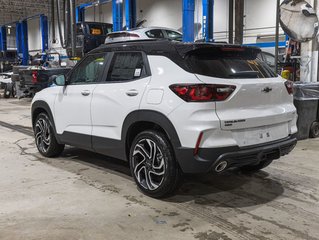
34 113 65 157
129 130 182 198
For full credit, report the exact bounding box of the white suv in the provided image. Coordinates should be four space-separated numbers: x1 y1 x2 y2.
31 40 298 198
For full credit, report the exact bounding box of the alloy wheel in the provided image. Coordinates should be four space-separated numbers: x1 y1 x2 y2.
35 118 51 153
132 138 166 191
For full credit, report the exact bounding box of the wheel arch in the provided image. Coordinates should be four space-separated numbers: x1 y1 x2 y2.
122 110 181 160
31 100 61 143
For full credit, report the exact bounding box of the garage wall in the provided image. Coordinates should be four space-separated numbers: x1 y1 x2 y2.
24 0 283 57
83 0 282 44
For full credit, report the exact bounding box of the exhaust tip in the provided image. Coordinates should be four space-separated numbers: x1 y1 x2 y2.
215 161 228 173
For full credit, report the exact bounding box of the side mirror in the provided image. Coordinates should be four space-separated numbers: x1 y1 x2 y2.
50 75 66 86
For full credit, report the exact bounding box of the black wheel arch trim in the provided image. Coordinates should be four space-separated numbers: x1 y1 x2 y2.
31 100 62 144
122 110 182 157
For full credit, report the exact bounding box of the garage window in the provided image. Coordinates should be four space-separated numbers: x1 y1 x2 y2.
106 52 146 82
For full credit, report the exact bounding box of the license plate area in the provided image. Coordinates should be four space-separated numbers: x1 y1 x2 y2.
232 123 289 147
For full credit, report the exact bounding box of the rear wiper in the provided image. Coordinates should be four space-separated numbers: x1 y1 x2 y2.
228 71 259 78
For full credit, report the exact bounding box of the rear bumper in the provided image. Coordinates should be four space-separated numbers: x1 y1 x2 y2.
175 134 297 174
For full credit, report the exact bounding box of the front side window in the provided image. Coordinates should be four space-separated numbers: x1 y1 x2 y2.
106 52 146 82
145 29 164 39
69 54 106 85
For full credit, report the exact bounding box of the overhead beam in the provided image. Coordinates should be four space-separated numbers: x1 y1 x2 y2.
202 0 214 42
183 0 195 42
113 0 123 32
234 0 244 44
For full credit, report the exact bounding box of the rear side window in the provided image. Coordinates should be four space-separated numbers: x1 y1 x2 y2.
106 52 146 82
145 29 164 39
187 48 276 79
165 30 182 41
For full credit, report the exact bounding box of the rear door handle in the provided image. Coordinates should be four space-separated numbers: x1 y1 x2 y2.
126 89 139 97
81 90 91 96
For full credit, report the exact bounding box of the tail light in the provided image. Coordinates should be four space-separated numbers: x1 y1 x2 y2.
32 71 38 84
284 80 294 95
169 84 236 102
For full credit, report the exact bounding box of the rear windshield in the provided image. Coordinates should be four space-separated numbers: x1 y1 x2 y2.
186 48 277 79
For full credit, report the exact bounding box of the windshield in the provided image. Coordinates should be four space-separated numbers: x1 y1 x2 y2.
186 48 277 79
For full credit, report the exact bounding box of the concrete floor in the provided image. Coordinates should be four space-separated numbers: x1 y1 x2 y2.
0 97 318 240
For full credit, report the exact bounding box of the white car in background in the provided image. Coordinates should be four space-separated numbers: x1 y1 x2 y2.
105 27 183 43
0 72 13 85
0 72 15 98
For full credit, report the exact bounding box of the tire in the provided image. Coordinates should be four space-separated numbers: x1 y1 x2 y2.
310 121 319 138
34 113 65 157
240 159 273 173
11 84 16 98
3 83 12 98
129 130 182 198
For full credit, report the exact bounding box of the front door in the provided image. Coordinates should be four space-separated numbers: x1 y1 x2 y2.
54 53 107 149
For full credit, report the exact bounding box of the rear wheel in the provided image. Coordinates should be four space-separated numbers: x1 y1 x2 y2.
129 130 182 198
34 113 65 157
240 159 273 173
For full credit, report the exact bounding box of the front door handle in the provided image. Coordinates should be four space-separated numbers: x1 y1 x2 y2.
126 89 139 97
81 90 91 96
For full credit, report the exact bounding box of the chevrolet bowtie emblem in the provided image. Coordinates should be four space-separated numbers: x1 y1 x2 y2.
262 87 273 93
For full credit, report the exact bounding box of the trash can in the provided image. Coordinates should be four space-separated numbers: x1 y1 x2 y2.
293 82 319 140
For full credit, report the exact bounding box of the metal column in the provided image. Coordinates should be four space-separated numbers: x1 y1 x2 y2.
183 0 195 42
234 0 244 44
113 0 123 32
228 0 234 44
76 6 85 23
274 0 280 74
40 15 49 61
202 0 214 42
76 3 92 23
15 22 22 56
125 0 136 30
21 20 29 65
0 26 6 53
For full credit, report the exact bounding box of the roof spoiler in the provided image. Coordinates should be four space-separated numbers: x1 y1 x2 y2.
175 43 261 60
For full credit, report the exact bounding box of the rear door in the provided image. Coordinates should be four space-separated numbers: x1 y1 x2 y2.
91 51 151 156
187 47 296 147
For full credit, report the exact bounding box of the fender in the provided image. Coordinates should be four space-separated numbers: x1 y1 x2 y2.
122 110 182 158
